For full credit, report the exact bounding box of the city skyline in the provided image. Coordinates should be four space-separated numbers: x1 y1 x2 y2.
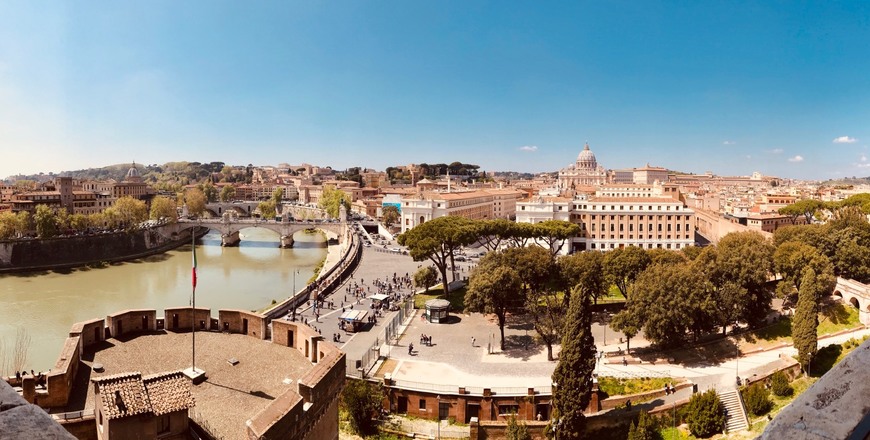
1 1 869 180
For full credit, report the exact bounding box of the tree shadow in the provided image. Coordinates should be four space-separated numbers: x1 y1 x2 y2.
820 302 851 325
505 314 534 331
632 337 739 367
500 334 545 361
810 344 842 377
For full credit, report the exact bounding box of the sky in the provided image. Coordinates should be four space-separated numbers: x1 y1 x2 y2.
1 1 869 181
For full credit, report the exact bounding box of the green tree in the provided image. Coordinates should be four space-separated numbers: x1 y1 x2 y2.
258 200 277 219
773 242 836 300
505 414 532 440
149 196 177 222
694 232 775 328
793 268 820 373
778 199 824 224
319 186 350 218
504 246 562 360
534 220 581 257
741 383 772 417
558 251 607 306
0 212 18 239
603 246 651 300
769 371 793 397
219 185 236 203
200 181 218 203
413 266 439 293
475 218 518 252
627 411 661 440
68 213 89 233
507 222 539 248
271 186 284 204
112 196 149 230
34 204 58 238
614 263 713 347
340 379 384 436
550 285 596 439
398 216 478 295
382 205 399 228
685 390 724 438
466 259 523 351
186 188 207 217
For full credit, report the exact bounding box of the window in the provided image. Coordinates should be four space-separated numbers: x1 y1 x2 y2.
420 399 427 410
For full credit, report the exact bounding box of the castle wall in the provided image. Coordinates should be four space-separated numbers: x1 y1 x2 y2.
217 310 266 339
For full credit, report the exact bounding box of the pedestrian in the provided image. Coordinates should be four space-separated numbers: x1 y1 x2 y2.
471 336 475 347
622 357 627 366
408 343 414 355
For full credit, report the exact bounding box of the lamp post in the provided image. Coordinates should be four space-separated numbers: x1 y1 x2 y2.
436 395 441 439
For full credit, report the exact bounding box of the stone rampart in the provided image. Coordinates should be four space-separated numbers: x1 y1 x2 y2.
0 226 206 273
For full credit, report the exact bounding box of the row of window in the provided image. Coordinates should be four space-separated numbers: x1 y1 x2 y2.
574 204 683 211
588 234 691 240
589 223 689 232
590 242 686 250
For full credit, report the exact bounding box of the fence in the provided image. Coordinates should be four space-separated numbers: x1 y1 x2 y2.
388 380 553 396
348 300 415 378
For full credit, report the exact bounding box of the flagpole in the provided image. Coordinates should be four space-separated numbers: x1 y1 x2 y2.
192 231 196 373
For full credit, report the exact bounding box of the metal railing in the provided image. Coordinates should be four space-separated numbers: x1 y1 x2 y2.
388 380 552 396
51 408 95 421
348 300 415 378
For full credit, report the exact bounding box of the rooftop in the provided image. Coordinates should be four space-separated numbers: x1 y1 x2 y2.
66 332 313 440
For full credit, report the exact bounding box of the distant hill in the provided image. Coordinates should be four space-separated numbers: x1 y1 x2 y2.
8 161 254 192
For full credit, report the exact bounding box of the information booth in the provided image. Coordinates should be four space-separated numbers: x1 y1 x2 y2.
424 298 451 323
339 309 369 333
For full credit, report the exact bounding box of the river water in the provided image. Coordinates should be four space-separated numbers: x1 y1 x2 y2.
0 228 327 372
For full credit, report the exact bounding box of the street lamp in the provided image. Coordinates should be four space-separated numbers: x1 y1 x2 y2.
436 395 441 439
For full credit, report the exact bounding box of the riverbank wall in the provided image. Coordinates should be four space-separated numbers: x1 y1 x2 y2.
0 226 209 273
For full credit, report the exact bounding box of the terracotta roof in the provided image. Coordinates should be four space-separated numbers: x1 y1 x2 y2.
143 371 195 416
93 372 151 420
93 370 194 420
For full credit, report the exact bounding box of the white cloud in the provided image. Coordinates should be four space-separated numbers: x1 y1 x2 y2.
856 163 870 169
788 155 804 163
833 136 857 144
861 154 867 162
745 155 752 159
767 148 784 154
723 140 736 145
519 145 538 152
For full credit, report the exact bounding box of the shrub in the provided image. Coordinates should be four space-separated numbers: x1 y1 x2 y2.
627 410 661 440
505 414 532 440
770 371 793 397
742 383 772 416
685 390 724 438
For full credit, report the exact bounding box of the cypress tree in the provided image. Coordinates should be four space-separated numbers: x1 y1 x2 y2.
550 286 597 438
793 268 819 373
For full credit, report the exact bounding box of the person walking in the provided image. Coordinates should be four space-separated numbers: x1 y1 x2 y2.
471 336 475 347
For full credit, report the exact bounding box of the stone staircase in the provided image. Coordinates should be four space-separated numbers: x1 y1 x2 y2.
718 389 749 433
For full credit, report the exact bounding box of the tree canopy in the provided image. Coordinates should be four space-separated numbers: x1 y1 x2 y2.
398 216 478 295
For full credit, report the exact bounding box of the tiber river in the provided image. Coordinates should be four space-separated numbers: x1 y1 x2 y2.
0 228 328 372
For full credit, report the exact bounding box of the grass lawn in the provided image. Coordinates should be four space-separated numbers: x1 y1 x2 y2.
413 286 467 312
807 335 868 377
748 376 817 434
659 427 696 440
738 302 861 352
598 377 682 397
600 285 627 302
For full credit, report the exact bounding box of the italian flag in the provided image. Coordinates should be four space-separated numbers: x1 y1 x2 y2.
192 242 198 289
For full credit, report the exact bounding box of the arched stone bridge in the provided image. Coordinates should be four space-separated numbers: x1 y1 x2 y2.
203 202 259 217
833 277 870 325
161 218 347 247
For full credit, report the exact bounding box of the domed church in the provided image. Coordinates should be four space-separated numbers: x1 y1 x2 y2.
558 142 608 189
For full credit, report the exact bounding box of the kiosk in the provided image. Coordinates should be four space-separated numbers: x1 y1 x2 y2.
339 310 369 333
424 298 451 323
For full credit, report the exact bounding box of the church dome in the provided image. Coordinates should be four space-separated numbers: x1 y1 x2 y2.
576 143 597 170
125 163 143 182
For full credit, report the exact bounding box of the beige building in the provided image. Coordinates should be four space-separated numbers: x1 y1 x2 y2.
517 182 695 253
400 190 495 232
557 143 608 190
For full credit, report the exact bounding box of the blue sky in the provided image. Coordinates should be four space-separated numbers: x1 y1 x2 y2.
1 1 868 180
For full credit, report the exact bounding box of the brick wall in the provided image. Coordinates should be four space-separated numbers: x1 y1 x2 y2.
106 310 157 338
163 307 211 332
217 310 266 339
